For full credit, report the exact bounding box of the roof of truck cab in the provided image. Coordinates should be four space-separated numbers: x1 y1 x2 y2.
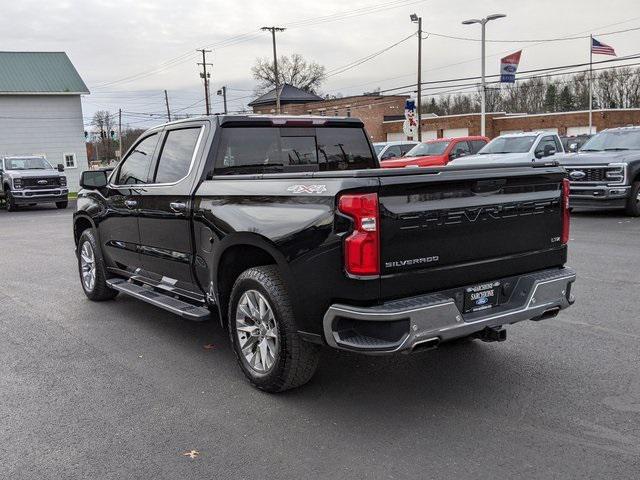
499 131 553 138
153 114 364 129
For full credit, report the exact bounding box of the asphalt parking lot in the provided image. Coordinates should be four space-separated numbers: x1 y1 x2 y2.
1 203 639 479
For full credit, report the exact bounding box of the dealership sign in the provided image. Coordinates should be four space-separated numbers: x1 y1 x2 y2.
500 50 522 83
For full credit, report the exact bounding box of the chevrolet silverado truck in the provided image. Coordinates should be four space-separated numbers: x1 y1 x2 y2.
73 115 575 392
449 131 565 166
1 155 68 211
556 126 640 216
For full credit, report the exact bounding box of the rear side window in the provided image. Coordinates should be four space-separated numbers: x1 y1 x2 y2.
469 140 486 153
400 143 415 155
316 127 376 170
117 133 159 185
214 127 375 174
153 127 202 183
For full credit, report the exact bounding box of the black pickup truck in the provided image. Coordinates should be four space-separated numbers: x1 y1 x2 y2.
74 115 575 392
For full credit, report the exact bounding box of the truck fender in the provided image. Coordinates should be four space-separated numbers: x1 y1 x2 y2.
209 233 295 319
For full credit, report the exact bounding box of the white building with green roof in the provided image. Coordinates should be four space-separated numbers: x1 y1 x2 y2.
0 51 89 192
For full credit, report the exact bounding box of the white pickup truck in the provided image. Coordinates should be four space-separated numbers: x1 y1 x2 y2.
449 131 565 165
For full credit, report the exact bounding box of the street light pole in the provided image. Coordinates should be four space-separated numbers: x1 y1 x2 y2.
410 13 422 141
462 14 506 137
481 20 486 137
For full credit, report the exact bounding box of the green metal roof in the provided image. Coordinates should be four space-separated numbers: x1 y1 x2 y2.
0 52 89 94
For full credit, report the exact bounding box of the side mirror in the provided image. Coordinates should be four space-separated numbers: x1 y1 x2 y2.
80 170 108 189
57 163 65 172
568 143 578 152
544 145 556 157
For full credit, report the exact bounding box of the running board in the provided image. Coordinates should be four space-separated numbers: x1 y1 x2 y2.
106 278 210 321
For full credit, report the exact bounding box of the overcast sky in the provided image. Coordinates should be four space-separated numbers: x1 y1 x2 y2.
3 0 639 128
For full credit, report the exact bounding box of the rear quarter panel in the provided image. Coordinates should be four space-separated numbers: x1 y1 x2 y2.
193 175 380 334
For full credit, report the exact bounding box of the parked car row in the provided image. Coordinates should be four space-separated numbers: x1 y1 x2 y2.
375 126 639 216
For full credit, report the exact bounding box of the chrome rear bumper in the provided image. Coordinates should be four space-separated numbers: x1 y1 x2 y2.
323 267 576 354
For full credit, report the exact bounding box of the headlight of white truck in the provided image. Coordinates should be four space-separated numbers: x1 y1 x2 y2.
13 178 23 189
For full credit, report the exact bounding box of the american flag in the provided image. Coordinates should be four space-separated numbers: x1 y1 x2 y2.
591 37 616 56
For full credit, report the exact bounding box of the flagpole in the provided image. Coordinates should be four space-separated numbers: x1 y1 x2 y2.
589 34 593 135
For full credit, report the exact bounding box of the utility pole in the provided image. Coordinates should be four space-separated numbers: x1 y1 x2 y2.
164 89 171 121
410 14 422 141
261 26 286 114
197 49 212 115
217 86 228 114
118 108 122 161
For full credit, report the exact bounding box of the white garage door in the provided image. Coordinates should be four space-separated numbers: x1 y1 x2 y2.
540 128 559 134
420 130 438 140
443 127 469 138
500 129 523 135
386 132 406 142
566 126 595 136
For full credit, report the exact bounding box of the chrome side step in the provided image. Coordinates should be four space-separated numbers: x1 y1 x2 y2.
106 278 210 321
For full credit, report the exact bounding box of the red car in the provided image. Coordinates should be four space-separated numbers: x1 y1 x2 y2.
380 136 489 168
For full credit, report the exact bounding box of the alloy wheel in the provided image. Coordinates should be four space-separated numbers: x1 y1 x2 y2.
235 289 279 373
80 241 96 292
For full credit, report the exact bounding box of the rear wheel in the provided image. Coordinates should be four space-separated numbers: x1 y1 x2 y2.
228 266 319 392
625 181 640 217
77 229 118 301
56 201 68 209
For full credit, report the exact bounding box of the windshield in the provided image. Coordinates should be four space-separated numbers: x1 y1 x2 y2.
479 136 537 154
373 143 385 155
580 130 640 151
4 157 53 170
404 141 449 157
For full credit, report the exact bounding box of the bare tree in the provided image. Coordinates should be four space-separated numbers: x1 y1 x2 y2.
91 111 116 162
252 53 326 95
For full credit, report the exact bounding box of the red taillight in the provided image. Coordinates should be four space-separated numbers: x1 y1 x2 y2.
338 193 380 276
561 178 570 244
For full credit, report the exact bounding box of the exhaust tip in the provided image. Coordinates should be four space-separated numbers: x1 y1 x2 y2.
411 337 440 352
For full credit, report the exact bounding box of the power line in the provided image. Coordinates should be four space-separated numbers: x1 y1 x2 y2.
376 52 640 94
423 25 640 43
325 33 416 78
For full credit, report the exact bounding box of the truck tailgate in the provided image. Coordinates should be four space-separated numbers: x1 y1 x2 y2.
378 165 567 299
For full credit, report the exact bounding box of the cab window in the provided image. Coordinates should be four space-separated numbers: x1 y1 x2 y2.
152 127 202 184
116 133 159 185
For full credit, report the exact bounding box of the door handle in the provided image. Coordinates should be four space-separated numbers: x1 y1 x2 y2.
124 199 137 208
170 201 187 212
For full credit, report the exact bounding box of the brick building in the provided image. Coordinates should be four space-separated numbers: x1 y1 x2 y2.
249 84 408 141
383 108 640 141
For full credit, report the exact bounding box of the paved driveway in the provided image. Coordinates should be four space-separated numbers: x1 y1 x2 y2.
1 204 639 479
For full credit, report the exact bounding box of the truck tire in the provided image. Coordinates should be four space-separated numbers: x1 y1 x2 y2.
77 229 118 301
625 181 640 217
228 265 320 392
56 201 68 209
5 190 16 212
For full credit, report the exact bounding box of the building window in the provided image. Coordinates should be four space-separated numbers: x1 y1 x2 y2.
346 108 351 117
63 153 77 169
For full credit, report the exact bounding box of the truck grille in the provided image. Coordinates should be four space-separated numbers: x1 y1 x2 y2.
565 166 624 184
21 177 61 189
